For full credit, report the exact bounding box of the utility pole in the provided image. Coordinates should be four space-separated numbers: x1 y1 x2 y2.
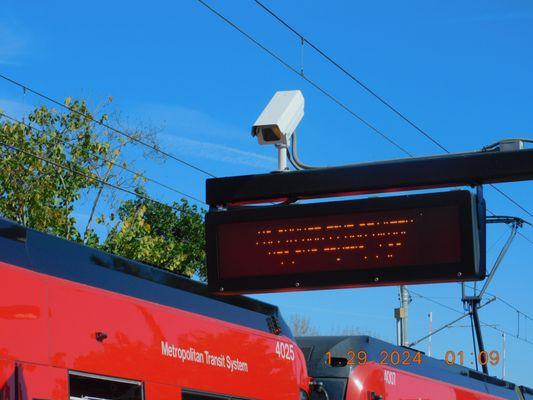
395 285 411 346
502 332 506 380
428 312 433 356
395 309 402 346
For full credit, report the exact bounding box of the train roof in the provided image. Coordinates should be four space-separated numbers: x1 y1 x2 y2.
521 386 533 400
297 335 530 399
0 217 290 337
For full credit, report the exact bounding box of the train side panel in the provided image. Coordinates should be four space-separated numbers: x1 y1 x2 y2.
0 262 48 365
346 362 505 400
0 261 308 399
145 382 181 400
47 269 304 396
297 336 523 400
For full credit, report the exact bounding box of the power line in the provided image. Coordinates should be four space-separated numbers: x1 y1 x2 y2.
484 324 533 345
517 231 533 245
0 112 206 205
0 73 217 178
197 0 532 232
140 1 533 346
195 0 413 157
410 289 533 346
2 8 531 237
410 289 462 314
0 140 191 215
486 207 533 246
464 283 533 322
252 0 533 220
489 185 532 218
253 0 449 153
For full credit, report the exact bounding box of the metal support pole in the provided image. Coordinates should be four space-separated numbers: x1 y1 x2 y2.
400 285 410 346
396 316 402 346
478 223 517 299
276 144 288 172
502 332 506 380
461 216 522 376
471 300 489 375
428 312 433 357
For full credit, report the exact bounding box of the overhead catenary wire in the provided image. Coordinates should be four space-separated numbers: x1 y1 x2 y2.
517 230 533 245
488 187 532 219
194 0 413 158
408 297 496 348
1 9 531 238
0 73 217 178
410 289 533 346
485 207 533 253
0 112 206 206
248 1 533 220
1 73 532 242
464 283 533 322
448 323 499 328
410 289 462 314
202 0 533 355
252 0 449 153
0 140 194 215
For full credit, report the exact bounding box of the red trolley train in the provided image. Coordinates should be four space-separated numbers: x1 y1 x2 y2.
297 335 532 399
0 218 310 400
1 217 531 399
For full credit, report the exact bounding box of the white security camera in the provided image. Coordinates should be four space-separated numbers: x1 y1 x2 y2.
251 90 304 146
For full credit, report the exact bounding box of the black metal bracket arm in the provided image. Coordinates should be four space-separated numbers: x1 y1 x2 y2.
461 215 522 376
486 215 528 227
206 148 533 206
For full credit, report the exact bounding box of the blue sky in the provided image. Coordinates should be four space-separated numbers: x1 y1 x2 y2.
1 0 532 386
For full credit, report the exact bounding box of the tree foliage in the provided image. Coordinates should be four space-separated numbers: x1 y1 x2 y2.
0 100 111 240
289 313 384 339
0 99 206 279
104 193 206 278
290 314 319 337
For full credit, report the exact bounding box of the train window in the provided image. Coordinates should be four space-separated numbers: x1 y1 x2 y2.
69 371 143 400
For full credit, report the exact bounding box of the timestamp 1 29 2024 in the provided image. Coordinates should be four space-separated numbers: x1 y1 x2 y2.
326 349 422 367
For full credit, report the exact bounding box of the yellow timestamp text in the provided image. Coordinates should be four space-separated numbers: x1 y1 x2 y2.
326 350 422 367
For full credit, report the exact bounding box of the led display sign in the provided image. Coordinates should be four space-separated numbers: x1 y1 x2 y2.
206 191 485 294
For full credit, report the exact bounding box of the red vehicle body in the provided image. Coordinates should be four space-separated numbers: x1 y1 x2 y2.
0 218 310 400
1 218 532 400
297 336 532 400
346 363 505 399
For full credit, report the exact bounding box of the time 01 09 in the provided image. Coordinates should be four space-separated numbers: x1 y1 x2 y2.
444 350 500 366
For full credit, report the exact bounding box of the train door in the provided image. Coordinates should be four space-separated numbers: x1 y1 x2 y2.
0 362 68 400
68 372 143 400
0 360 15 400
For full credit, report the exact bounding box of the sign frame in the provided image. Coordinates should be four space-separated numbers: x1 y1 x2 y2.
206 190 486 294
205 149 533 206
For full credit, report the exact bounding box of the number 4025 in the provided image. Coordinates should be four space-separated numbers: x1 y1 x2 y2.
275 341 295 361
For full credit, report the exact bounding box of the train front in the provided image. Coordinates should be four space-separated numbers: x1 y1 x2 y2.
297 336 523 400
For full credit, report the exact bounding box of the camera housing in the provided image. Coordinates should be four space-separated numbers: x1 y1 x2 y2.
251 90 304 146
